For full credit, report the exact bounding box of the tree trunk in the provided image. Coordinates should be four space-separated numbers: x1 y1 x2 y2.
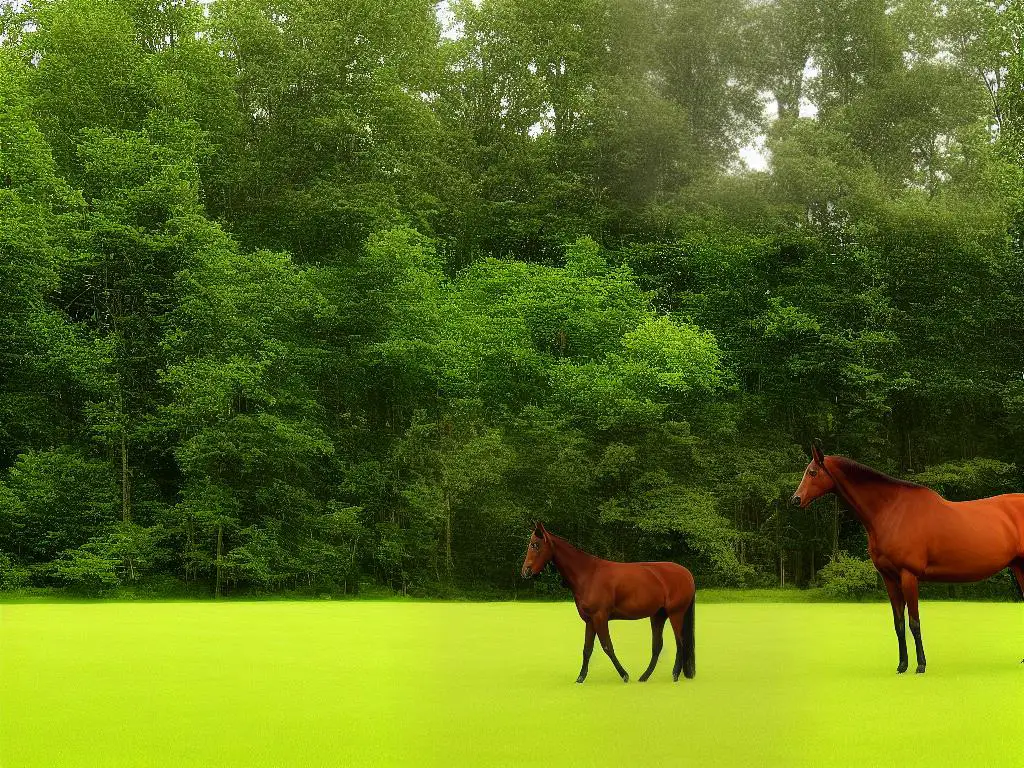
120 425 131 525
120 426 135 580
444 494 453 581
215 523 223 599
184 516 194 583
832 496 840 556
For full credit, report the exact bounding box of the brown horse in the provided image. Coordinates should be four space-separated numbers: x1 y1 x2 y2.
792 439 1024 674
520 522 696 683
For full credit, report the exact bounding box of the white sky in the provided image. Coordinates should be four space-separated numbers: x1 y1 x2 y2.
437 0 461 40
739 92 819 172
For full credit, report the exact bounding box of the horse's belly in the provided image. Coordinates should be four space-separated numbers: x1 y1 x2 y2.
922 538 1014 582
923 561 1007 582
608 574 668 619
610 594 664 620
914 509 1018 581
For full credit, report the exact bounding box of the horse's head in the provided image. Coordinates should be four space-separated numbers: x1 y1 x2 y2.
521 521 554 579
791 439 835 508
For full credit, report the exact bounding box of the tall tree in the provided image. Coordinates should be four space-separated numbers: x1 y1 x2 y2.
206 0 449 259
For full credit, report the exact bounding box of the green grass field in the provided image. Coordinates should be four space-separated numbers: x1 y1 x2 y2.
2 600 1022 767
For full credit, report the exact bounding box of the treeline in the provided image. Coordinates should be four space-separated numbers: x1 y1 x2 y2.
1 0 1024 597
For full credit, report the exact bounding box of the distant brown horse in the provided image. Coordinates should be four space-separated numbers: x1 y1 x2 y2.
521 522 696 683
792 439 1024 674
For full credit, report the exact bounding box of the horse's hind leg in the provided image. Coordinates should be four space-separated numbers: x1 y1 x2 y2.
900 571 926 674
668 609 685 681
593 615 629 683
882 573 909 674
1011 560 1024 663
638 610 667 682
576 621 596 683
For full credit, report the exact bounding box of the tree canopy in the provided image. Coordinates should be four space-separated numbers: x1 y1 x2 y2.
1 0 1023 598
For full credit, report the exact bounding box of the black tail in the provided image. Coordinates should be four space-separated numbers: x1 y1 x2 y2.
682 595 695 679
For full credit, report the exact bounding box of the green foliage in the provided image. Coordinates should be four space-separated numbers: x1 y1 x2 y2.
205 0 447 257
910 459 1018 501
2 0 1024 599
817 552 879 600
0 449 119 563
0 552 29 590
53 540 121 594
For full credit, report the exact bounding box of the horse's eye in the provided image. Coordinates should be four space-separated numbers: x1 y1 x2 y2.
809 469 817 477
530 542 539 550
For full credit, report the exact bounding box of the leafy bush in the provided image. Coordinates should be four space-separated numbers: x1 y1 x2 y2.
0 553 30 590
910 459 1017 500
817 552 879 600
53 543 120 595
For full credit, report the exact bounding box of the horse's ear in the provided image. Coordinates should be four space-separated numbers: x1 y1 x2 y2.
534 521 547 538
811 438 825 465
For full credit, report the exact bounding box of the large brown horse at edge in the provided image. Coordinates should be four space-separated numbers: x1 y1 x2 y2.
792 439 1024 674
521 522 696 683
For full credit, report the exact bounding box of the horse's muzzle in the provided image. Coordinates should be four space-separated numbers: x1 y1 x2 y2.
790 495 801 508
521 569 533 580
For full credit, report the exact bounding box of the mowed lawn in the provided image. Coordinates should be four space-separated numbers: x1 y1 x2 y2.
1 601 1022 767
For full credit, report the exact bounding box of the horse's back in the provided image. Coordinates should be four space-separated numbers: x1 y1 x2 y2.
591 560 694 619
937 496 1023 542
638 560 694 580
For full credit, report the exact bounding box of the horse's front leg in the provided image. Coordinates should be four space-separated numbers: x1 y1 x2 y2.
882 573 908 673
576 621 596 683
900 570 926 674
593 615 629 682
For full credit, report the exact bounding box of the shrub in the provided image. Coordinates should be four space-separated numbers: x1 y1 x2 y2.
817 552 879 600
0 553 30 590
53 543 120 595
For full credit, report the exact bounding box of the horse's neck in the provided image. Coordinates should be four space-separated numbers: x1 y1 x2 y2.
549 536 596 592
827 459 905 534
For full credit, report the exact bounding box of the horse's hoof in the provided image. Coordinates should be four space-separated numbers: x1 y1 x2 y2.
672 673 680 682
576 676 586 684
638 674 650 683
915 665 926 674
621 674 629 683
897 663 908 674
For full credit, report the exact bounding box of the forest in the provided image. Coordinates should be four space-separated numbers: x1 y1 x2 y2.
1 0 1024 598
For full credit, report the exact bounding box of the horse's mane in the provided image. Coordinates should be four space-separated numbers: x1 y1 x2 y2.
828 456 930 491
547 531 592 559
543 530 600 589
